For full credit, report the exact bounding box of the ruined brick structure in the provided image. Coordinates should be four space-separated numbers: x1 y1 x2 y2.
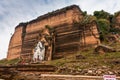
7 5 100 60
114 12 120 28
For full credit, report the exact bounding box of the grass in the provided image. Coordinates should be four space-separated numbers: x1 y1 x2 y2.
47 42 120 70
0 43 120 74
46 48 120 71
0 48 119 68
0 58 20 65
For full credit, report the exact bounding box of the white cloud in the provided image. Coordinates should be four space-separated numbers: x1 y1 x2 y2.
0 0 120 59
70 0 120 14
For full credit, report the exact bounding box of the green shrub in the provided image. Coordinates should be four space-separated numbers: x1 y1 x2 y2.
97 19 110 34
94 10 111 20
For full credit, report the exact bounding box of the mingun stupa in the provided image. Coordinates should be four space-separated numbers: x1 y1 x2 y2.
7 5 100 62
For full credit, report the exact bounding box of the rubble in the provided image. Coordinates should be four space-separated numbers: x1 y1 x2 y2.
94 44 116 54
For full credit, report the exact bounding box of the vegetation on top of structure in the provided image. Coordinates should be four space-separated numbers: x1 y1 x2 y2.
74 9 120 42
93 10 111 36
97 19 110 34
94 10 111 20
80 15 97 25
97 19 110 42
82 11 87 16
92 10 120 42
45 25 55 33
44 25 55 41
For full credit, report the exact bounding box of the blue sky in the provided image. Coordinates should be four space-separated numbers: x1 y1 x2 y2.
0 0 120 59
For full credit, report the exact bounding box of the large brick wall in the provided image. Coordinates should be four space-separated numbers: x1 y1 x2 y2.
114 12 120 28
7 26 23 60
7 5 100 60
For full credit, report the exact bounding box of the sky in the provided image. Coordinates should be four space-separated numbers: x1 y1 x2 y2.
0 0 120 59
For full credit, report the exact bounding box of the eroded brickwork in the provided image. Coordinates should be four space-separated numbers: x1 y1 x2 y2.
7 5 100 60
114 12 120 28
7 26 23 60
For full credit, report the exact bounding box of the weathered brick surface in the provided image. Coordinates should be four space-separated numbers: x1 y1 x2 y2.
7 5 100 60
7 26 23 60
114 12 120 28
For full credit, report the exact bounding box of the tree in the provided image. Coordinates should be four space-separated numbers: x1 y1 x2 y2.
94 10 111 20
82 11 87 16
80 15 97 25
96 19 110 42
97 19 110 35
